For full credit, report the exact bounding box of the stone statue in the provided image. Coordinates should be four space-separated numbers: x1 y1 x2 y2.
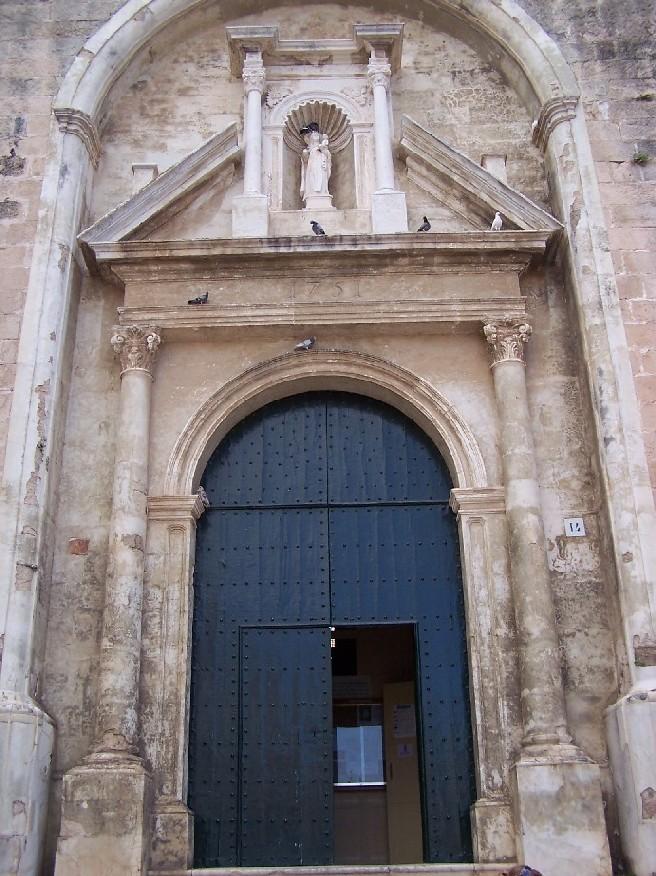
300 122 333 209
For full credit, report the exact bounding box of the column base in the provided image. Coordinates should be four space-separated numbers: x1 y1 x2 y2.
471 798 516 863
232 194 269 238
371 190 408 233
512 745 611 876
55 753 152 876
606 692 656 876
0 692 55 876
150 797 193 871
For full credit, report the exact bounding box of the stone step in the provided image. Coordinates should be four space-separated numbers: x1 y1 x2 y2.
156 865 514 876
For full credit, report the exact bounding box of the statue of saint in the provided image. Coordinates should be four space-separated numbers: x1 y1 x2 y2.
300 122 332 207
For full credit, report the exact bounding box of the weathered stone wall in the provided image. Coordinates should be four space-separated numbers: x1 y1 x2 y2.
1 1 654 479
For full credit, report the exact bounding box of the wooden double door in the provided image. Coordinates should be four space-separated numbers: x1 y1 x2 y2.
189 392 475 867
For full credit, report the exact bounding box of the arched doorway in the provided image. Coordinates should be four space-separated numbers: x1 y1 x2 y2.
189 391 475 868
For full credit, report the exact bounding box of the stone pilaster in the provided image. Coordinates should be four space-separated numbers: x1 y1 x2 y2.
232 48 268 237
54 326 161 876
367 51 407 233
144 493 207 872
484 320 612 876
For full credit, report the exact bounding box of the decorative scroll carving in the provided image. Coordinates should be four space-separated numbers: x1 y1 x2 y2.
483 320 532 366
242 53 265 93
367 59 391 91
111 325 161 374
531 96 579 152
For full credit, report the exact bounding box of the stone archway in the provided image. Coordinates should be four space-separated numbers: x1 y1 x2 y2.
143 351 514 870
3 1 656 873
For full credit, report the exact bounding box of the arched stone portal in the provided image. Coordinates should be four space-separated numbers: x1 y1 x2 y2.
2 1 655 875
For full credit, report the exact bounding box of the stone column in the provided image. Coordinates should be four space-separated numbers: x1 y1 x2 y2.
484 320 611 876
367 52 407 233
55 325 161 876
232 48 268 237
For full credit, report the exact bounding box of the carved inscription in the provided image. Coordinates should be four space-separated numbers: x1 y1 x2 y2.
292 277 361 302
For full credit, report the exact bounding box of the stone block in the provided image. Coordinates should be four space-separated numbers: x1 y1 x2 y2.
371 190 408 234
231 194 268 238
512 751 612 876
269 208 371 237
471 798 516 863
606 696 656 876
0 693 55 876
55 757 152 876
150 799 193 871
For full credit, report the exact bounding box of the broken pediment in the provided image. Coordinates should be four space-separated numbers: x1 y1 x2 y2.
399 116 561 233
79 123 240 270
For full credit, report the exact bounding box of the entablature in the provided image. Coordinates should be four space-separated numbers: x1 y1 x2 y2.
90 229 553 286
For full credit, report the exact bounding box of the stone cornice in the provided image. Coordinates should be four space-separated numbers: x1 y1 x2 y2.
117 297 528 332
87 229 552 285
400 116 562 233
226 23 403 76
449 488 506 516
531 96 579 152
54 107 101 168
147 493 207 522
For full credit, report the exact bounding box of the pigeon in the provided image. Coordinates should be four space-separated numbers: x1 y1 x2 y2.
490 211 503 231
188 291 208 305
310 220 326 236
502 866 543 876
294 336 316 352
417 215 431 232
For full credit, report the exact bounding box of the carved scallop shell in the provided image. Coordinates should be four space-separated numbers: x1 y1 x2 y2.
283 101 352 154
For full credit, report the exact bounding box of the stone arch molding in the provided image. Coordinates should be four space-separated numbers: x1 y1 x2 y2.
164 350 489 496
54 0 579 128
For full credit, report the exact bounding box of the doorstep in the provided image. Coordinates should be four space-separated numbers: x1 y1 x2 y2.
154 865 515 876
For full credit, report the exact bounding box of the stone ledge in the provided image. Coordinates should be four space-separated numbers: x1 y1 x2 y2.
117 297 527 333
153 867 514 876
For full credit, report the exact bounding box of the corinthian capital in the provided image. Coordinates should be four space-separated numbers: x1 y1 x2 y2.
242 52 265 94
367 58 391 90
483 320 532 366
111 325 161 375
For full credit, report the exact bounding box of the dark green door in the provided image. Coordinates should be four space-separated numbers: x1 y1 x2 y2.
240 627 333 865
189 392 475 867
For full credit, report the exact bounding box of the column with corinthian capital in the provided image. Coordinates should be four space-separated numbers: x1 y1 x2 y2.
232 48 268 237
483 320 611 875
367 50 407 233
55 325 161 876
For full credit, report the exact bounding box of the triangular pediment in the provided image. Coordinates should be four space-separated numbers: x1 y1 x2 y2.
399 116 561 233
79 123 240 265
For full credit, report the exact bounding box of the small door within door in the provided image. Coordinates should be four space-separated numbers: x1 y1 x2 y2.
239 626 333 866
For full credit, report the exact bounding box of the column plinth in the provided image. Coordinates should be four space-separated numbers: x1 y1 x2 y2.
484 320 611 875
54 325 160 876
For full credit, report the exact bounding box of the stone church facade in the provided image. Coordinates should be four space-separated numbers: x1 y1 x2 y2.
0 2 655 875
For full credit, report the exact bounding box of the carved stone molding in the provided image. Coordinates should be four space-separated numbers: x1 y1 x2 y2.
531 96 579 152
483 320 532 366
53 107 101 167
367 59 391 91
449 487 506 516
242 53 266 94
111 325 161 376
147 493 207 522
